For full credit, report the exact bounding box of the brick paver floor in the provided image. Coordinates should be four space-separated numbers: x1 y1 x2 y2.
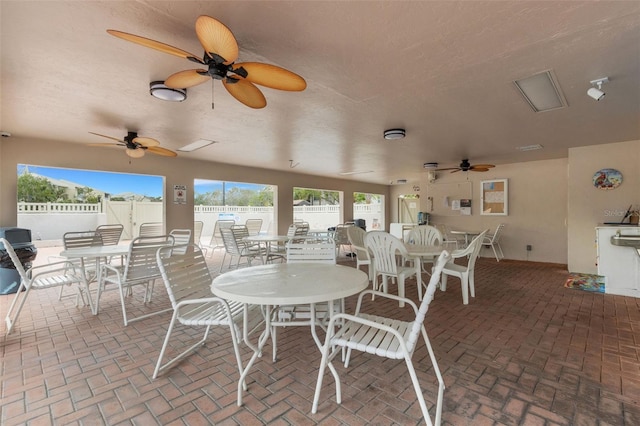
1 248 639 425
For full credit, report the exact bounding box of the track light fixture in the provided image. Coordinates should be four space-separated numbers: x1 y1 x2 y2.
587 77 608 101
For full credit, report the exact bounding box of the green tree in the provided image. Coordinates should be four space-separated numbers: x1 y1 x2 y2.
294 188 339 205
17 173 68 202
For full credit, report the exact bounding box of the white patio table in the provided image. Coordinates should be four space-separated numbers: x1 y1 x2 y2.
404 243 446 301
211 262 368 406
60 244 129 314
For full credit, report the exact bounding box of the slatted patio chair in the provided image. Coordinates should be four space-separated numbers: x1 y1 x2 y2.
96 224 124 246
482 223 506 261
244 218 263 236
153 244 263 379
169 229 192 254
139 222 163 237
58 230 104 303
193 221 204 247
3 237 87 334
219 226 264 272
269 239 338 361
312 250 451 426
96 235 174 325
205 219 235 258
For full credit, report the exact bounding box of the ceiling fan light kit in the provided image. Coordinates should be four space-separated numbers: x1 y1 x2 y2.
150 81 187 102
126 148 145 158
108 15 306 109
384 128 405 140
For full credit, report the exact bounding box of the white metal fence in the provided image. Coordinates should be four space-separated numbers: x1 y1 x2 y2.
18 202 384 243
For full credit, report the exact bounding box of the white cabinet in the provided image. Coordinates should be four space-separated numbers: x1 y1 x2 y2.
596 226 640 297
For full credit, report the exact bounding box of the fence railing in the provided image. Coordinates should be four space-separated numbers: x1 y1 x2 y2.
17 202 102 213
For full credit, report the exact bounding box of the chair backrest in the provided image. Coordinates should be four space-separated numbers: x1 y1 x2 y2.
295 222 310 235
286 240 337 264
193 221 204 245
123 235 174 281
347 226 369 260
406 250 452 352
405 225 442 246
491 223 506 243
169 229 192 254
245 218 263 236
156 244 212 309
95 224 124 246
334 224 352 246
63 231 103 249
139 222 163 237
220 227 243 256
364 231 409 276
451 230 488 270
211 220 236 244
169 229 192 245
286 224 298 237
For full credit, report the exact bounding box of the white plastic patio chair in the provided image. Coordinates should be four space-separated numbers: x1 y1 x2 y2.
347 226 374 282
482 223 506 262
441 229 488 304
365 231 418 302
2 237 88 334
96 235 174 325
404 225 443 273
153 244 263 379
312 250 451 426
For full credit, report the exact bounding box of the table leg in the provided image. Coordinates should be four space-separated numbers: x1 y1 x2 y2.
237 303 272 407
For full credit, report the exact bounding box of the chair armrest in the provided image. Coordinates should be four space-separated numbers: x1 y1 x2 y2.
355 290 419 315
26 261 81 280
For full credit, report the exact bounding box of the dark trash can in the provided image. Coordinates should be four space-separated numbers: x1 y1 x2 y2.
0 227 38 295
353 219 366 231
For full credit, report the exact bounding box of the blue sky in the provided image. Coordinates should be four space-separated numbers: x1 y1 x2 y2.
19 165 267 197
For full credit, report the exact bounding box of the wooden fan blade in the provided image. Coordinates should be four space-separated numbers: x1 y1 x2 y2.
133 137 160 147
434 168 459 172
472 164 495 169
233 62 307 91
223 78 267 109
87 142 125 148
195 16 238 64
471 167 491 172
146 146 178 157
89 132 124 143
165 69 211 89
107 30 204 63
450 169 462 173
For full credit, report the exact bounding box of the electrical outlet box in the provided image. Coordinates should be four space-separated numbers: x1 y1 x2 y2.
526 245 532 251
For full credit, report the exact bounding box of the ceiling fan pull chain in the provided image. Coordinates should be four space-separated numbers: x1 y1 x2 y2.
211 80 215 110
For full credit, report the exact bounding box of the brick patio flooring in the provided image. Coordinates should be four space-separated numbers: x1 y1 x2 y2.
1 248 639 425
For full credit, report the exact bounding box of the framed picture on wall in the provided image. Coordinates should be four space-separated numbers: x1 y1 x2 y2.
481 179 508 216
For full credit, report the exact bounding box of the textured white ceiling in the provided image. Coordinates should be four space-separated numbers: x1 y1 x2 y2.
1 1 639 184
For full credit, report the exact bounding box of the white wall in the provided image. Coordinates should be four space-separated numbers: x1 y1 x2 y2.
390 158 569 264
567 139 640 273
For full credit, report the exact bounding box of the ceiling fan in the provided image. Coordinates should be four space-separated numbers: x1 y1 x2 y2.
436 159 495 173
88 132 177 158
107 15 307 109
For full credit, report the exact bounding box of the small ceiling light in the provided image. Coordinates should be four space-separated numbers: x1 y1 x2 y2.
384 128 406 140
514 70 567 112
178 139 216 152
150 81 187 102
396 179 407 184
587 77 608 101
125 148 145 158
338 170 373 176
423 162 438 169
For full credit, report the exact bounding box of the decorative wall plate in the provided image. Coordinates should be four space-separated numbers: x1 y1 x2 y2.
593 168 622 190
